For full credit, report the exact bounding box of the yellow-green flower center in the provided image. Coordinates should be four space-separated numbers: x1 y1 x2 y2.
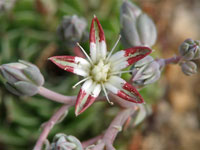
91 59 111 82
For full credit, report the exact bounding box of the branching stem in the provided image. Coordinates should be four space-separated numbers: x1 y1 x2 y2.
36 87 139 150
89 107 138 150
33 105 70 150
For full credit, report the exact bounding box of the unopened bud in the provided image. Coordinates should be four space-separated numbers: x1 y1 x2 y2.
131 56 161 86
57 15 88 48
120 1 157 48
0 60 44 96
180 61 197 76
179 38 200 60
120 0 141 21
50 133 83 150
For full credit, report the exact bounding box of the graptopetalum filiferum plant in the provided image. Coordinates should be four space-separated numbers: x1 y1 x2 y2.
0 1 200 150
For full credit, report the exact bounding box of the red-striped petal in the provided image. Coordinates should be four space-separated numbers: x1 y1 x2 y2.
105 76 144 103
89 16 107 62
94 16 105 42
125 47 152 65
109 46 152 71
75 80 101 116
49 56 90 77
119 82 144 103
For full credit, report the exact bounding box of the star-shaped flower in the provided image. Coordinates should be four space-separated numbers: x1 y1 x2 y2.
49 16 152 116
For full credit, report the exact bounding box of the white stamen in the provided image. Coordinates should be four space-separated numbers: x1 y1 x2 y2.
101 82 114 105
106 35 121 61
110 70 132 75
73 77 91 89
77 43 93 65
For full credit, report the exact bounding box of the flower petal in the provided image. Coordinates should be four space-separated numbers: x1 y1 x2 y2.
105 76 144 103
109 46 152 71
49 56 90 77
75 80 101 116
89 16 107 62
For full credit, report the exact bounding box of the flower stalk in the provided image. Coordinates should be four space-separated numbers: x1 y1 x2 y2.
157 55 182 68
33 105 70 150
38 86 76 104
87 107 138 150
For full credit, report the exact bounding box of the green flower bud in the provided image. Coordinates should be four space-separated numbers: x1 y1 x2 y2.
179 38 200 60
180 61 197 76
51 133 83 150
0 60 44 96
131 56 161 86
57 15 88 48
120 1 157 48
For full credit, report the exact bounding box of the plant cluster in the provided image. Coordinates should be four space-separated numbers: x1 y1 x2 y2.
0 0 199 150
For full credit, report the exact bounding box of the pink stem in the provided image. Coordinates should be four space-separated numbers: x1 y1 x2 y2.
157 55 182 68
33 105 70 150
103 107 137 144
38 86 76 105
82 134 104 148
91 107 137 150
38 87 106 104
36 87 138 150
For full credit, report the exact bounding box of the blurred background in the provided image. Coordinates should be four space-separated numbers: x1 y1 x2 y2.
0 0 200 150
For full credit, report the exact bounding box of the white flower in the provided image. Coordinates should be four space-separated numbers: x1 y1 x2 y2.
49 16 152 116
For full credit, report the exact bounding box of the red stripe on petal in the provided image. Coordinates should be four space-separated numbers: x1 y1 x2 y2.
117 90 143 103
49 55 89 76
75 89 86 114
124 46 152 65
50 56 76 63
75 89 97 116
124 46 151 56
122 83 144 103
90 18 96 43
117 91 137 103
49 56 76 74
78 95 96 115
94 17 105 42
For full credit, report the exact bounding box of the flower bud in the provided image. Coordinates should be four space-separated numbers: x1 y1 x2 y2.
180 61 197 76
131 56 161 86
57 15 88 48
120 0 142 21
179 38 200 60
50 133 83 150
0 60 44 96
120 1 157 48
